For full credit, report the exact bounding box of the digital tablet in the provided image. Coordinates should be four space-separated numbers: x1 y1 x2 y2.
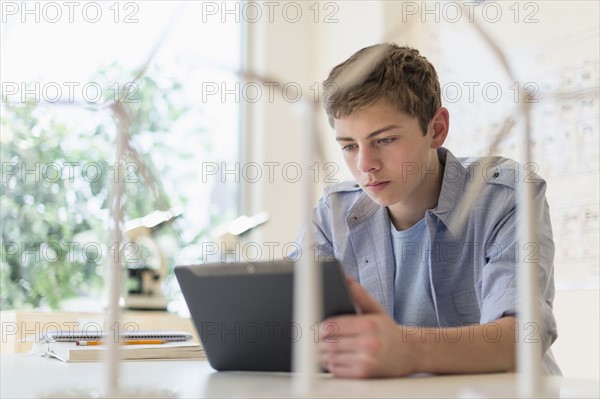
174 260 356 372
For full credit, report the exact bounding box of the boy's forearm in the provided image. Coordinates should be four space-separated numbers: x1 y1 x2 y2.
406 316 517 375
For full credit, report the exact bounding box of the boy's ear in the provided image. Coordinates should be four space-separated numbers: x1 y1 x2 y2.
429 107 449 149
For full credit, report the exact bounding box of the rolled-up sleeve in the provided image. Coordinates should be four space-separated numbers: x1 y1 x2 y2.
481 178 558 359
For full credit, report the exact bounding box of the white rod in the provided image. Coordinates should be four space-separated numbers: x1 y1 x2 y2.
292 101 322 396
445 6 543 395
516 104 542 398
233 66 324 394
106 104 126 398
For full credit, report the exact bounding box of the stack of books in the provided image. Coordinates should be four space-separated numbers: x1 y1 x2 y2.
31 330 205 362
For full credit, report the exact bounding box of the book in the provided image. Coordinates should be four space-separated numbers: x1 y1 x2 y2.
31 340 205 362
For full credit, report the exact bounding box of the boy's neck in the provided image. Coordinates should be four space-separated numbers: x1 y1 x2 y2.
388 153 444 231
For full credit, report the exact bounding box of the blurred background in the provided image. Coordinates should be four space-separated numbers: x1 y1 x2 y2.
1 0 598 380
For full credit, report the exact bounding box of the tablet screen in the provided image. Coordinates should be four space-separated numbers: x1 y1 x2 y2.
175 260 356 371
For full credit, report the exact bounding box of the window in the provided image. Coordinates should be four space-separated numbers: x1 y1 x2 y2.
1 2 242 309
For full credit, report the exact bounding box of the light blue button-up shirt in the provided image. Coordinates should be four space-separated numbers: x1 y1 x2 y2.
299 147 561 375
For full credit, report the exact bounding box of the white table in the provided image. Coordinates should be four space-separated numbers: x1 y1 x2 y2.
1 354 598 398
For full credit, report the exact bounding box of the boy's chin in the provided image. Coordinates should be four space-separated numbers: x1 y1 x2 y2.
364 193 398 207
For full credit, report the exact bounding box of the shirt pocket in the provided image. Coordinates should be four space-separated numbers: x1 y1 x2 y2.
451 289 481 325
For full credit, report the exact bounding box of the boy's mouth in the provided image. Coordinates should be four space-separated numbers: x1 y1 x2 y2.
365 181 390 192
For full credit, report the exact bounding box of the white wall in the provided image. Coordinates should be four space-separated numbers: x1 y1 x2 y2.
553 289 600 380
243 0 599 380
243 1 386 247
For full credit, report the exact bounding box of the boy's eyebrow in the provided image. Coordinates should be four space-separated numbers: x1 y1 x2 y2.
335 125 402 142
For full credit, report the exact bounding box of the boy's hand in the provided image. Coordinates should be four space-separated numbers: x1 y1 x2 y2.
318 279 419 378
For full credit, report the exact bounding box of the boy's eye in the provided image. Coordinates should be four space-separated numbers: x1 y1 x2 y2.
377 137 395 145
342 144 357 151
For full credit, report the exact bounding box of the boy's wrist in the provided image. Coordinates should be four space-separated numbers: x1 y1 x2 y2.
397 324 430 375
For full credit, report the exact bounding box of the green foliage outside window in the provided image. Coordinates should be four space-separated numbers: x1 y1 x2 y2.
1 64 211 310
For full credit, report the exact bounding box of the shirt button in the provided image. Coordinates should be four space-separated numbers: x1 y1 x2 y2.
492 171 500 179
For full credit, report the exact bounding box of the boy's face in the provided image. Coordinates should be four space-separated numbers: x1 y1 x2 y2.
334 100 446 210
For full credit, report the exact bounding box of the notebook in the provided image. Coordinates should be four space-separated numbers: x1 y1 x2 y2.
31 340 204 362
174 260 357 372
31 330 203 362
40 330 193 343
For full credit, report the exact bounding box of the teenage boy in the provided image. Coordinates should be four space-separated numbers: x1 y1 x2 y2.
304 43 560 378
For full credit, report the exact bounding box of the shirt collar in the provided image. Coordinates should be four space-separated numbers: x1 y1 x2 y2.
346 148 469 233
433 147 469 215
